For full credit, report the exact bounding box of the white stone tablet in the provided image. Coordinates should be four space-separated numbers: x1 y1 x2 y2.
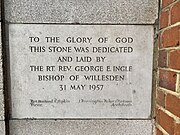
9 24 153 118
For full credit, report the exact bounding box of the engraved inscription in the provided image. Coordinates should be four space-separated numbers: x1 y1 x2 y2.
9 25 153 118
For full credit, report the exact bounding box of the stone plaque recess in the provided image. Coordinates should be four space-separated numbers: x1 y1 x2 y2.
9 24 153 118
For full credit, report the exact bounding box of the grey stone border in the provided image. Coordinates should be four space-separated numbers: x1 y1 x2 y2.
5 0 158 24
10 120 154 135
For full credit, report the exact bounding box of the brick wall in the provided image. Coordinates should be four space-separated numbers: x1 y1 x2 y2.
156 0 180 134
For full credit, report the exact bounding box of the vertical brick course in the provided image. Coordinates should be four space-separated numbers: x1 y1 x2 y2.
156 108 175 135
175 123 180 135
169 50 180 70
156 89 166 108
171 2 180 25
158 33 161 49
166 94 180 117
161 26 180 48
156 128 163 135
159 69 176 91
162 0 173 8
158 50 167 67
160 10 169 29
157 1 180 135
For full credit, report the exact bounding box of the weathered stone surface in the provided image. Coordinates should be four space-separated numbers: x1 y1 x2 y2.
9 24 153 118
0 24 4 120
0 121 5 135
0 92 4 120
5 0 158 24
10 120 153 135
0 0 1 20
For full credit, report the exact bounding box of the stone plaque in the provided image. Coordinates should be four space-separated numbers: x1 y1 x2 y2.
9 24 153 118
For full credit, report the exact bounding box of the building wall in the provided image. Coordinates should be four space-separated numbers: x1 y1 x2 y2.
4 0 158 135
156 0 180 134
0 0 6 135
3 0 180 135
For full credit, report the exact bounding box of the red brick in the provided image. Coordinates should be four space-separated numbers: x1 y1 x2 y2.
166 94 180 117
175 123 180 135
169 50 180 70
159 69 176 91
162 26 180 48
171 2 180 25
160 10 169 29
158 33 161 49
156 106 159 122
156 89 166 108
156 128 163 135
156 108 175 135
162 0 173 8
158 50 167 67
